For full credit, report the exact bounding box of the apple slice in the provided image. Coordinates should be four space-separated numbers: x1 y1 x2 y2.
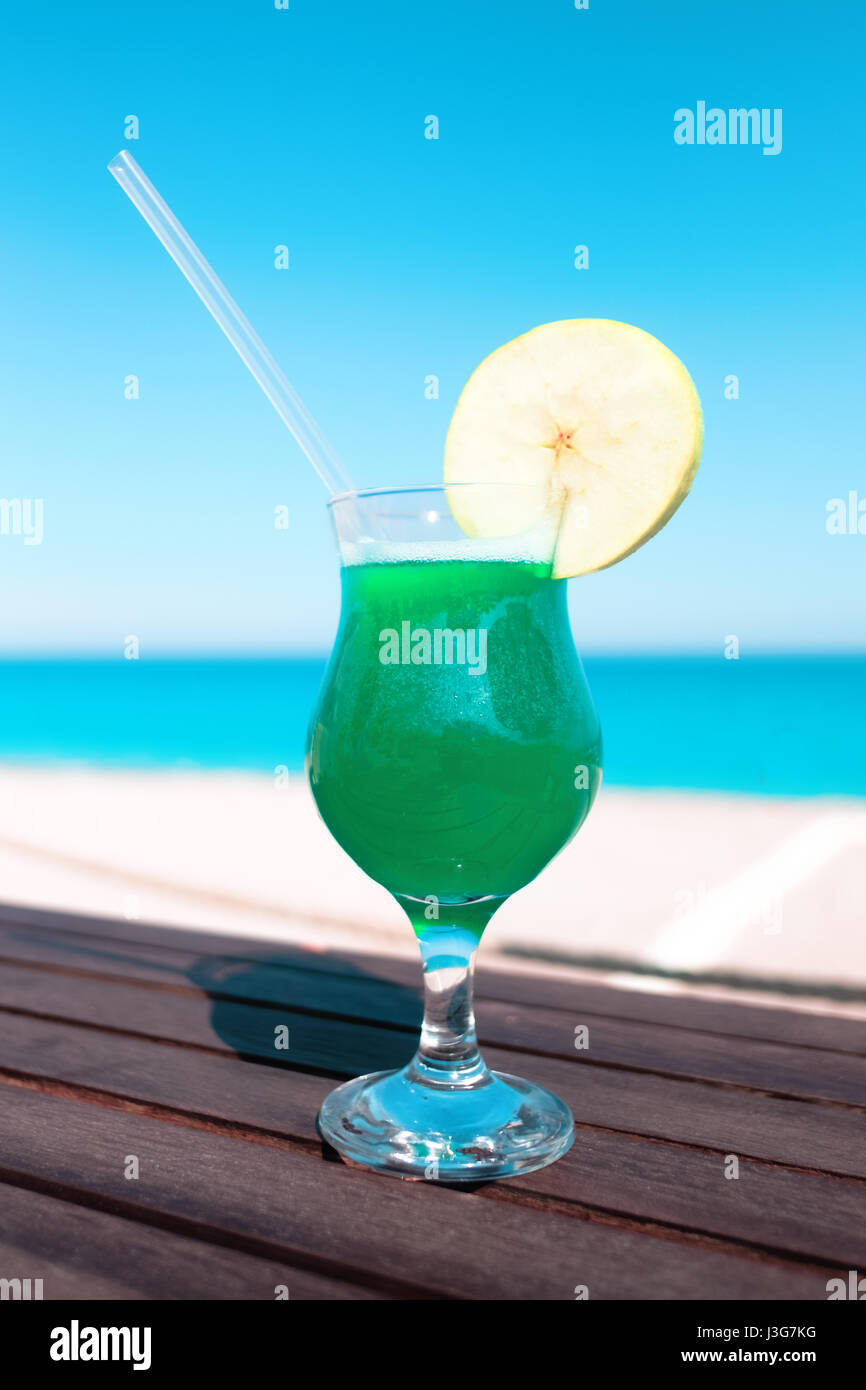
443 318 703 577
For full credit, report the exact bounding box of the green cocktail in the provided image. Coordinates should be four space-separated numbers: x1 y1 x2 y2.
309 557 600 919
308 484 602 1182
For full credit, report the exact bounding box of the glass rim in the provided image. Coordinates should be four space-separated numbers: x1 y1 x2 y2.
327 481 554 507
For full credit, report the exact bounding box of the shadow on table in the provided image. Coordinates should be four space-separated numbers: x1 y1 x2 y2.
0 908 422 1077
186 947 421 1078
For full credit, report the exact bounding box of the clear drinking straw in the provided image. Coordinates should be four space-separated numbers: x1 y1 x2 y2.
107 150 351 497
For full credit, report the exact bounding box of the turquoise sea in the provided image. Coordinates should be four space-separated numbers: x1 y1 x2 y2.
0 656 864 797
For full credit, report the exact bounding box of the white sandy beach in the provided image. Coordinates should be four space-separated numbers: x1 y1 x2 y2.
0 766 864 1011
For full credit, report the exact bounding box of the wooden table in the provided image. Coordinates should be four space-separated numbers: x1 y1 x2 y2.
0 901 863 1301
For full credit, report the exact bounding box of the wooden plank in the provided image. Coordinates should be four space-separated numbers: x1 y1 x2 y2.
1 988 861 1267
475 1000 866 1105
511 1127 866 1269
0 1007 863 1186
0 1082 837 1300
0 922 422 1025
0 1183 384 1300
2 902 863 1052
0 961 414 1077
0 952 863 1107
1 1068 860 1277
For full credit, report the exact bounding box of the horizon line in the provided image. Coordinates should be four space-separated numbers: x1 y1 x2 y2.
1 647 865 662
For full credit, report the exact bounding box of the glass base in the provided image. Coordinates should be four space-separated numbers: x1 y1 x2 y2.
318 1064 574 1183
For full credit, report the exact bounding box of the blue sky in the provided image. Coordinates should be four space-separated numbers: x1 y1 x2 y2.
0 0 863 653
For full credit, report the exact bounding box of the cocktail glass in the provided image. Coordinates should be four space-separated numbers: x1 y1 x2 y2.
307 484 602 1181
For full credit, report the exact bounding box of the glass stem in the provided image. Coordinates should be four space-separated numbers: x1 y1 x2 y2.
407 923 490 1090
